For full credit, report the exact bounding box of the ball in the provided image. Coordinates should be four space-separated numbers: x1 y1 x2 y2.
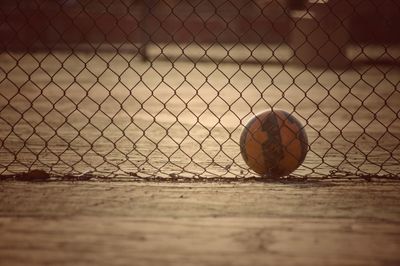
240 110 308 177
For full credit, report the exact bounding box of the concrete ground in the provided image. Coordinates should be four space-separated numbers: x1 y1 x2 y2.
0 179 399 266
1 43 399 266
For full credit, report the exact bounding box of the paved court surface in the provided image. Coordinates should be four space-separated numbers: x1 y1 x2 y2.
1 46 399 178
1 45 399 266
0 179 399 266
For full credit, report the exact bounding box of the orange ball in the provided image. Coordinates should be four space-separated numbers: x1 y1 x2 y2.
240 110 308 177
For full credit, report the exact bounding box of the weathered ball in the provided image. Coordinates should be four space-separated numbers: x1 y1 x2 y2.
240 110 308 177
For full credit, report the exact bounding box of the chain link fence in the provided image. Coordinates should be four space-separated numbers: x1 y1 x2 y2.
0 0 399 179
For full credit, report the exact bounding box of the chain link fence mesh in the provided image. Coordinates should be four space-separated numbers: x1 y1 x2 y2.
0 0 399 179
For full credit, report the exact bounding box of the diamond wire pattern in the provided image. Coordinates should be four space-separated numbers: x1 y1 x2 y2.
0 0 399 179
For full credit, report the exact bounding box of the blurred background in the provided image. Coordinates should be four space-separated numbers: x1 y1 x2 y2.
0 0 399 178
1 0 399 56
